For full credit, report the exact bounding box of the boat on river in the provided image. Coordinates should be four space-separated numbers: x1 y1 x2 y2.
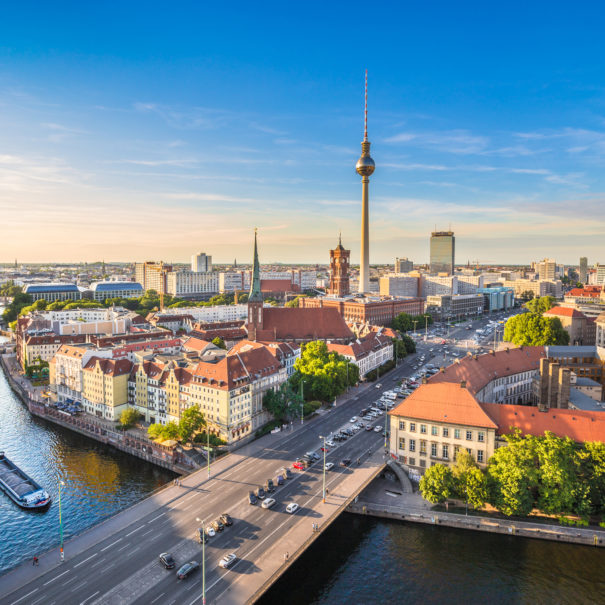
0 451 51 509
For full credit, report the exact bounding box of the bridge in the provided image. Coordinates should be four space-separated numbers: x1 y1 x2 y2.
0 367 408 605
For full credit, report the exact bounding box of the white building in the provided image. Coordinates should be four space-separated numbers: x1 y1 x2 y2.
166 271 219 299
536 258 556 281
457 274 484 294
327 333 393 378
421 275 458 297
379 275 419 297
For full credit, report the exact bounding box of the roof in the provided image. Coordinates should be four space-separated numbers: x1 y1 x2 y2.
91 281 143 292
181 336 214 352
254 308 354 341
546 345 597 357
574 377 602 387
428 346 545 396
596 312 605 325
545 306 587 319
327 332 392 361
260 279 296 292
390 382 498 429
83 357 133 377
568 389 605 413
24 283 79 293
481 403 605 442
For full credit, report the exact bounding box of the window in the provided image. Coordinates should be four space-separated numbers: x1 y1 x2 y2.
478 431 485 442
420 441 427 455
466 430 473 441
399 420 406 431
419 459 426 468
454 428 461 439
410 423 416 432
442 444 449 459
409 439 416 452
467 448 472 456
409 457 416 466
431 443 437 457
399 437 405 450
431 426 438 436
477 450 484 463
443 427 449 438
420 424 427 434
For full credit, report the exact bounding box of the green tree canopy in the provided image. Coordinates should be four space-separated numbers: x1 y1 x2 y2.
119 407 141 428
524 296 556 314
211 337 227 350
178 407 206 443
503 313 569 346
419 464 455 504
263 382 302 422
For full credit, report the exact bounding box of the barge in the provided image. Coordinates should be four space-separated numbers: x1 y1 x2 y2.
0 452 51 509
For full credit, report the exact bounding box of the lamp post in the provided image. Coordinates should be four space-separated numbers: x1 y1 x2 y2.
207 428 211 479
425 315 429 340
413 320 418 337
59 480 65 562
299 380 305 425
319 435 327 502
196 517 206 605
384 403 388 451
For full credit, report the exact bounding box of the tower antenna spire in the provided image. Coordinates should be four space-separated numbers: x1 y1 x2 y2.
364 69 368 141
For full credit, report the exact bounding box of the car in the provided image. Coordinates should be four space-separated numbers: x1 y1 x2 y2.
219 553 238 569
320 446 330 452
365 425 373 431
374 426 382 432
286 502 300 514
283 467 293 479
293 460 307 470
375 383 382 389
205 526 216 537
248 491 257 505
256 486 265 499
261 497 276 509
220 513 233 526
349 416 358 423
211 519 225 532
265 479 275 492
177 561 200 580
340 458 352 467
324 462 335 471
159 552 176 569
326 440 336 447
276 474 285 486
197 528 208 543
306 451 321 461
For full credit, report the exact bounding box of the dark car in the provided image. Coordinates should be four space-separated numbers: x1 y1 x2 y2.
340 458 352 467
276 474 284 486
197 528 208 543
266 479 275 492
283 467 292 479
211 519 225 532
220 513 233 526
177 561 200 580
248 491 258 505
256 486 266 499
159 552 176 569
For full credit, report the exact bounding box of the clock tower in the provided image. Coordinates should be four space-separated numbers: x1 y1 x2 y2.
327 234 350 297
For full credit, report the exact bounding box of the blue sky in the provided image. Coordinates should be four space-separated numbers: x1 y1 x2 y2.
1 2 605 265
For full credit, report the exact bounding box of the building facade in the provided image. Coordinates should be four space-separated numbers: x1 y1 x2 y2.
327 236 350 297
90 281 143 301
426 294 485 320
134 262 173 294
191 252 212 273
23 283 81 302
166 271 219 300
379 275 419 297
430 231 455 275
580 257 588 284
395 257 413 273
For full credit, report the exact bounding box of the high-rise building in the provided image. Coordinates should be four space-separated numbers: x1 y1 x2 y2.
328 235 350 297
429 231 455 275
395 257 413 273
596 263 605 286
579 257 588 284
134 262 173 294
191 252 212 273
536 258 556 281
356 71 375 293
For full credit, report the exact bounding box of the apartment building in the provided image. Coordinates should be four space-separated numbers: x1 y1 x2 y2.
82 357 132 420
166 271 219 300
327 332 394 377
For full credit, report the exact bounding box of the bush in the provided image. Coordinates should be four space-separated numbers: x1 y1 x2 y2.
255 420 281 438
193 432 227 447
119 407 141 428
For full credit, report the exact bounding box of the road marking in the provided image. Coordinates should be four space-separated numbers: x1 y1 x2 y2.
100 538 122 552
129 546 141 555
63 576 77 586
43 569 70 585
141 528 154 537
148 512 166 523
117 543 129 552
74 553 97 568
30 596 46 605
79 591 100 605
150 593 165 604
10 589 38 605
71 581 87 592
126 525 145 537
181 503 192 511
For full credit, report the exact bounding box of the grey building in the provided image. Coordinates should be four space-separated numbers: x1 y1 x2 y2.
579 257 588 284
394 257 413 273
430 231 455 275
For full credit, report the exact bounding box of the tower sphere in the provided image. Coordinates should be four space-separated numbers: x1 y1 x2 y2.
356 154 375 177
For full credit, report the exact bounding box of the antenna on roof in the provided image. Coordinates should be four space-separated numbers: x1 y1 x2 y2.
364 69 368 142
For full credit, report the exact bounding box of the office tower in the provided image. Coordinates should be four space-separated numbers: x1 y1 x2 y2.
356 71 375 293
430 231 455 275
191 252 212 272
395 257 413 273
536 258 556 281
579 257 588 283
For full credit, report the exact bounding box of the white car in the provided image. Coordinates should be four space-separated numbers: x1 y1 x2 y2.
261 498 276 509
349 416 358 423
286 502 299 514
324 462 335 471
374 426 382 432
326 440 336 447
205 526 216 537
219 553 238 569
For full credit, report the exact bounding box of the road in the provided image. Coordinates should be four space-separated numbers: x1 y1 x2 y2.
1 356 415 605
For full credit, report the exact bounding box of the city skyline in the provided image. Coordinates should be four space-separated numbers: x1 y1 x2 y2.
2 3 605 264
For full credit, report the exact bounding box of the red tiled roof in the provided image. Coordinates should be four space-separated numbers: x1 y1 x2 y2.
482 403 605 443
83 357 133 377
428 346 546 396
254 308 353 341
390 382 498 429
328 332 392 360
545 306 587 319
181 336 213 352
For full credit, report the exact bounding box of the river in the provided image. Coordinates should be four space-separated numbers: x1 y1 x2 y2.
0 337 175 574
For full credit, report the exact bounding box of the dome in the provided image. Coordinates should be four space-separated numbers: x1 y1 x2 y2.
356 155 375 177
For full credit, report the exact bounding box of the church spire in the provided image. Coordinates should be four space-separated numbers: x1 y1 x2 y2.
248 228 263 303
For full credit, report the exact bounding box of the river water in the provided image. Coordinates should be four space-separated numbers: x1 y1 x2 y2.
0 338 175 574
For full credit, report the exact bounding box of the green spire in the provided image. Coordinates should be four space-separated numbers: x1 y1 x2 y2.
249 228 263 302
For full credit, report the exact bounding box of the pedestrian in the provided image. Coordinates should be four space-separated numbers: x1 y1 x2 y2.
33 556 38 566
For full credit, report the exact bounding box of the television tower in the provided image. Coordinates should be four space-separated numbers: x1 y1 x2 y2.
356 70 375 294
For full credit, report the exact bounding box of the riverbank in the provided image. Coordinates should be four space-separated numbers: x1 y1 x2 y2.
348 475 605 548
0 354 193 474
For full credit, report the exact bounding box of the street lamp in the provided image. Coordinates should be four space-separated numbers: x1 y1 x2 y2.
206 427 211 479
58 480 65 562
299 380 306 425
319 435 327 502
195 517 206 605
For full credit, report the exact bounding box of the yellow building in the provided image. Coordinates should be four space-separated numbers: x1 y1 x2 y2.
389 382 497 474
82 357 132 421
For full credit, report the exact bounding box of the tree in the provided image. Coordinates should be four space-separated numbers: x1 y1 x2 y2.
163 421 180 440
393 339 408 359
178 407 206 443
519 290 535 302
401 334 416 355
119 407 141 428
419 464 455 504
504 313 569 346
579 441 605 515
211 337 226 350
451 450 488 509
487 430 539 516
286 295 306 308
524 296 556 314
148 423 164 440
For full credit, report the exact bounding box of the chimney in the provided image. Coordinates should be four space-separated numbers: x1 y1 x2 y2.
460 380 467 389
549 362 560 409
558 368 571 409
539 358 550 406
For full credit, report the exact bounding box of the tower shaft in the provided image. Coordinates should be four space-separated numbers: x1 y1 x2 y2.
360 176 370 293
